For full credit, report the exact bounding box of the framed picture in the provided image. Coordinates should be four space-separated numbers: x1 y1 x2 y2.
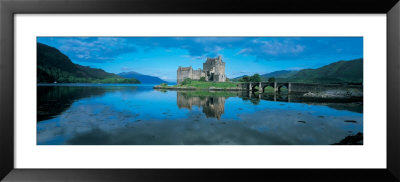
1 0 399 181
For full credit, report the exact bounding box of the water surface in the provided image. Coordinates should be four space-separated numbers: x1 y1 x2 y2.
37 84 363 145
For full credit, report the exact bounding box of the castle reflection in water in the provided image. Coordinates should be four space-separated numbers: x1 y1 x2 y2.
176 91 291 120
176 91 295 120
177 92 226 120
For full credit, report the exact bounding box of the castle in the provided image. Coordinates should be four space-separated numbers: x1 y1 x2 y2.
177 56 226 84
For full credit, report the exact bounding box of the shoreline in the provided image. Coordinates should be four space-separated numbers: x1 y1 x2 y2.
153 85 244 91
153 85 363 100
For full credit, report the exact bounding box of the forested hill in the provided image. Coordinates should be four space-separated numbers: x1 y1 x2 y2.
282 58 363 84
118 71 168 84
261 70 298 79
231 58 363 84
37 43 140 83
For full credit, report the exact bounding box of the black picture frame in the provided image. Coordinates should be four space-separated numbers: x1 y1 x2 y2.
1 0 399 181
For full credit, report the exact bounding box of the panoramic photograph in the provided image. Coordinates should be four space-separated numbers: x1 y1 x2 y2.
37 37 363 145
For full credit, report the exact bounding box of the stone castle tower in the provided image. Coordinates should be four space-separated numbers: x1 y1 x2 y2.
177 56 226 84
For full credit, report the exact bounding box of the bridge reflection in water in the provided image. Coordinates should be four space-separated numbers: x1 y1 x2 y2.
243 91 292 102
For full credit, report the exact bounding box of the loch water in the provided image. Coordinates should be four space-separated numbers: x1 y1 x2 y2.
37 84 363 145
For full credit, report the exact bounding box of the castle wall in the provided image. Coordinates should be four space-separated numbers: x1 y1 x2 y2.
202 56 226 82
216 62 225 76
192 69 204 80
214 61 226 82
177 67 193 84
213 74 226 82
203 61 213 72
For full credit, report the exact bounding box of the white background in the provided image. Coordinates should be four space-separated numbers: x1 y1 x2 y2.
15 14 386 168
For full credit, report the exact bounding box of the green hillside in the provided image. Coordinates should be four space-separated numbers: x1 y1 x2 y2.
231 58 363 84
261 70 298 79
37 43 140 84
282 58 363 84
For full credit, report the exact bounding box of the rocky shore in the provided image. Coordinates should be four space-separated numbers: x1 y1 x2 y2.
302 88 363 99
154 85 363 100
332 132 363 145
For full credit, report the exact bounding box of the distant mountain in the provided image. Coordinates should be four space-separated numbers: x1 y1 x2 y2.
231 70 297 81
37 43 140 83
230 75 248 81
231 58 363 84
118 71 168 84
261 70 298 79
283 58 363 84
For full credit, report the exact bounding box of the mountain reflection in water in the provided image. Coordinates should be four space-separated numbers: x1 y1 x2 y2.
37 84 363 145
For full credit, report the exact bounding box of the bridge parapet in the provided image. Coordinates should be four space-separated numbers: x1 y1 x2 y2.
237 82 362 94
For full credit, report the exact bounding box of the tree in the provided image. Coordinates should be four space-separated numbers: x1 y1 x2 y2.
268 77 276 82
199 77 206 82
239 76 250 82
250 74 261 82
181 78 192 85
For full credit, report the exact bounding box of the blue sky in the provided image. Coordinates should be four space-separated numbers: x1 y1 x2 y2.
37 37 363 82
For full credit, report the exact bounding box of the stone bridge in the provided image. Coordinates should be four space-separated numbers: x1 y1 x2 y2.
238 82 363 94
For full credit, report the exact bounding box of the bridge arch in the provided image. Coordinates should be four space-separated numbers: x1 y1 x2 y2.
278 85 288 94
241 82 292 94
276 83 289 94
251 83 259 92
261 82 275 93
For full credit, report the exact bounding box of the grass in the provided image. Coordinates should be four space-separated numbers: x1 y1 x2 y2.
262 86 275 93
156 80 239 89
179 81 238 88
